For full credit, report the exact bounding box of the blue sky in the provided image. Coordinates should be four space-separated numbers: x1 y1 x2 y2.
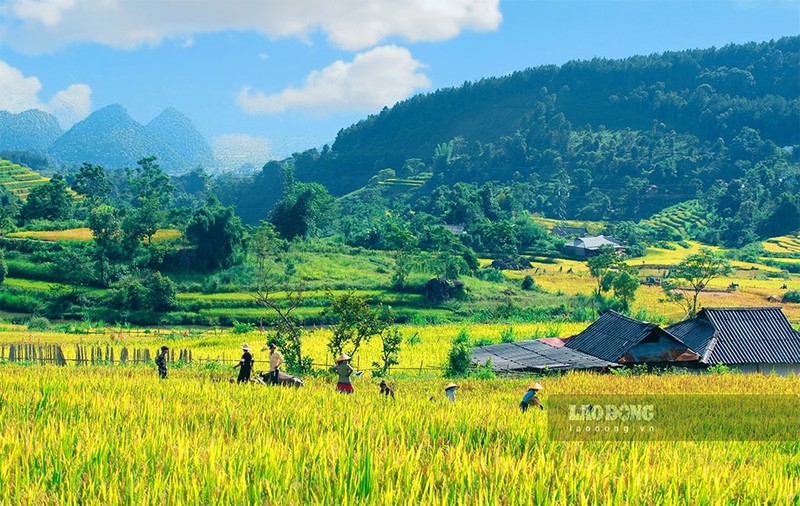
0 0 798 168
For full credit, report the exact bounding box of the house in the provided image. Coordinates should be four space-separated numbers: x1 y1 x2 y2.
563 235 624 259
552 226 589 238
472 339 616 372
563 311 699 364
666 307 800 375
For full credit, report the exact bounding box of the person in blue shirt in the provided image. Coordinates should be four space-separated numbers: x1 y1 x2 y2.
520 383 544 412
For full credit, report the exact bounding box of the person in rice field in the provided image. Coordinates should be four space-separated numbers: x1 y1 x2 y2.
519 383 544 412
335 353 354 394
444 382 459 403
155 345 169 379
379 380 395 398
267 342 284 385
234 344 254 383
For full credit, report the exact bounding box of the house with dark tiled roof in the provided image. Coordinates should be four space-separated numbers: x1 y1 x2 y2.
563 311 699 365
666 307 800 375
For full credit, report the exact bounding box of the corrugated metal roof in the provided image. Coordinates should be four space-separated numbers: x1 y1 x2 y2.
694 307 800 365
564 311 697 363
473 339 616 372
564 235 622 250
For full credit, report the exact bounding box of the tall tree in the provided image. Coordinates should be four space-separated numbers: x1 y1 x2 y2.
72 163 112 205
20 174 72 222
664 249 733 318
185 198 244 271
125 156 175 244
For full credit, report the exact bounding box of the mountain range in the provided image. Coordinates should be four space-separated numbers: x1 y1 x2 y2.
0 105 215 175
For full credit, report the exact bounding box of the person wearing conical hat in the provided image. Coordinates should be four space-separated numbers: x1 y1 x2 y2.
234 344 254 383
444 382 459 403
519 382 544 412
335 353 354 394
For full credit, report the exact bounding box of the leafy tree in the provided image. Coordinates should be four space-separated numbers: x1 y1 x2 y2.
186 198 244 271
611 268 640 310
587 252 618 296
270 182 337 240
20 174 72 222
324 292 392 361
372 327 403 376
72 163 112 205
144 272 177 312
125 156 175 244
663 249 733 317
0 187 19 234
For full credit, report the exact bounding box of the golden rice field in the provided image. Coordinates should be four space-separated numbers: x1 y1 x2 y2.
7 228 182 243
0 322 589 369
0 367 797 505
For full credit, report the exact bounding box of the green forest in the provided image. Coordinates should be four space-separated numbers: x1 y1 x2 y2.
217 37 799 247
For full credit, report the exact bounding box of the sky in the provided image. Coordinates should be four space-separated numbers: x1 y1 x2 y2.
0 0 798 169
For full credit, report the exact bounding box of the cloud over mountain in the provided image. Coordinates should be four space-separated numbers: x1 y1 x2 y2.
0 60 91 128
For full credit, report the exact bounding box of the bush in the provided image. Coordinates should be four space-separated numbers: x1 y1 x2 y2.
446 328 473 377
27 316 51 331
521 275 535 291
232 320 256 334
782 290 800 303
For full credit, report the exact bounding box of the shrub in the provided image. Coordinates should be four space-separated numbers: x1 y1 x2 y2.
521 275 535 291
27 316 51 331
232 320 256 334
446 328 473 377
782 290 800 303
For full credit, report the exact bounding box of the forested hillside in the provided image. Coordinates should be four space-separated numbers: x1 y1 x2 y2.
221 37 799 246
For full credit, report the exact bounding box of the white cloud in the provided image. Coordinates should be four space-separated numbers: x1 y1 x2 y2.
0 60 91 127
237 45 430 115
48 83 92 127
0 0 501 53
212 133 272 171
258 52 269 61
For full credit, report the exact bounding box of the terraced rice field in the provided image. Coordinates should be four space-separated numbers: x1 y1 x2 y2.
7 228 182 243
0 159 51 199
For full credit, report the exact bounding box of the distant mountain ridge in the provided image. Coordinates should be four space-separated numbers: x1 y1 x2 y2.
0 105 215 175
0 109 62 152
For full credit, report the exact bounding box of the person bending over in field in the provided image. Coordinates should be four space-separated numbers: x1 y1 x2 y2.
379 380 395 398
234 344 254 383
335 353 354 394
519 383 544 412
156 345 169 379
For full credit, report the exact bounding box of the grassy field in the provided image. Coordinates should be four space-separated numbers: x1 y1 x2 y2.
0 367 796 504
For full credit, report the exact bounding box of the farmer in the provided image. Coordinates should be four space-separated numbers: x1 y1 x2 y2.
155 345 169 379
444 382 459 403
267 342 284 385
335 353 354 394
379 380 395 398
233 344 254 383
519 383 544 412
